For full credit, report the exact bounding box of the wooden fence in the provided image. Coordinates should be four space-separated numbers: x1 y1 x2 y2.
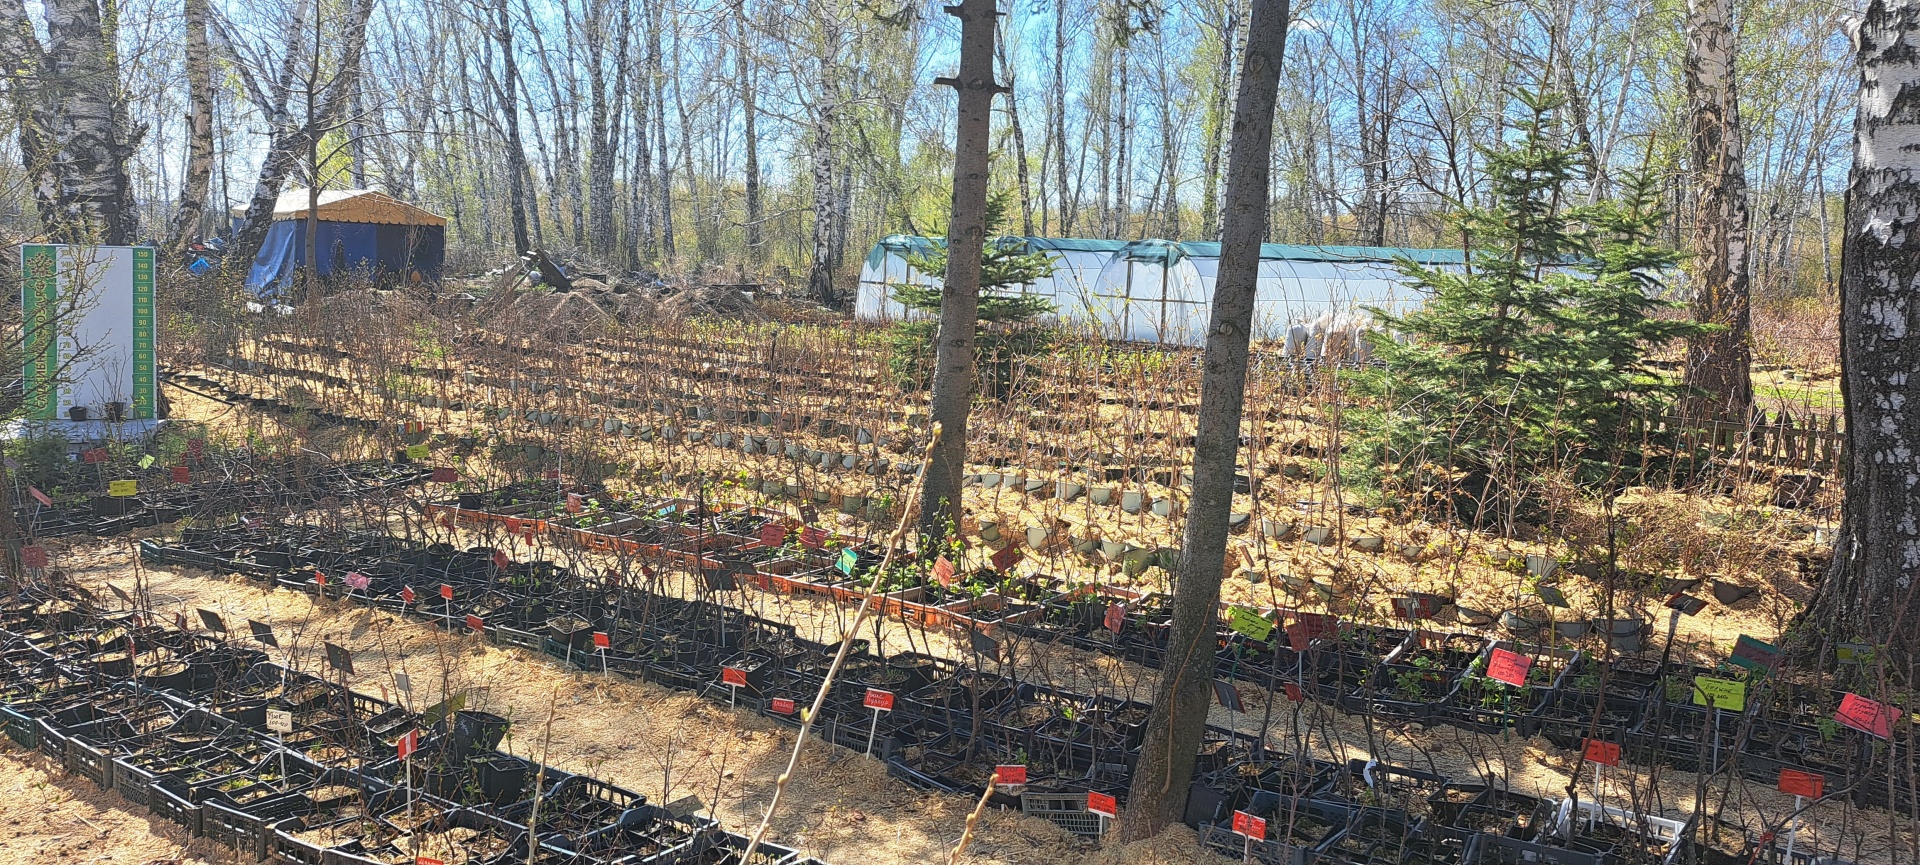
1640 410 1844 472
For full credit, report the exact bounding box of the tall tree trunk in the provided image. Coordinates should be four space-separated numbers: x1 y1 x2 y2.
45 0 136 244
996 31 1033 236
804 112 837 304
734 0 762 260
1052 0 1072 234
585 0 626 256
229 0 312 270
0 0 58 230
1806 0 1920 670
168 0 214 255
646 0 674 260
1681 0 1755 419
491 0 533 254
1124 0 1287 838
919 0 1003 535
1200 0 1238 241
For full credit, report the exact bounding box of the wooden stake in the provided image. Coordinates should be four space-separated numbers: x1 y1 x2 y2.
947 769 1001 865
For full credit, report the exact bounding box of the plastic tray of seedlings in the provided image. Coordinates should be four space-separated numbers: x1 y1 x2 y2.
1346 633 1481 724
270 785 423 864
499 774 645 850
1308 625 1413 703
676 826 800 864
572 804 716 861
1540 798 1694 865
1447 642 1582 738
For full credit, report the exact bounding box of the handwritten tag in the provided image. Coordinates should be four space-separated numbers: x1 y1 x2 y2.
1227 606 1273 642
401 586 416 604
566 493 583 514
1086 791 1117 818
170 465 190 483
466 614 484 632
492 550 510 569
593 631 610 649
863 688 894 711
19 545 48 568
1835 692 1897 739
108 479 138 497
800 527 826 549
1486 648 1533 687
759 522 785 547
1232 810 1267 840
81 448 107 464
1583 739 1621 766
990 544 1024 572
431 467 458 483
995 765 1028 786
266 708 294 734
405 443 429 460
722 667 749 687
771 698 796 715
440 583 455 600
27 486 51 506
933 555 955 588
1692 676 1747 712
1105 602 1125 634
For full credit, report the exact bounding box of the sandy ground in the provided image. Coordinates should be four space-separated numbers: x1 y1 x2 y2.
0 744 221 865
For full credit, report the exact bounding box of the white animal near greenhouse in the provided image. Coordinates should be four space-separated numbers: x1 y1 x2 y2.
854 236 1466 359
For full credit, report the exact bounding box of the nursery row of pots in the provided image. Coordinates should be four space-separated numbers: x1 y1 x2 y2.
16 457 428 540
0 588 827 865
403 483 1913 817
1180 755 1813 865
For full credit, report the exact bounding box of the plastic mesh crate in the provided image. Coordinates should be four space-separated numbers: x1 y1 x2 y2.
1021 791 1110 837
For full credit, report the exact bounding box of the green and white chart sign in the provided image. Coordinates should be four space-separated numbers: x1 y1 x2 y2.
21 244 156 421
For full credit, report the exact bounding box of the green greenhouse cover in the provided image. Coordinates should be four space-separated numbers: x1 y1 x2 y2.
864 235 1131 271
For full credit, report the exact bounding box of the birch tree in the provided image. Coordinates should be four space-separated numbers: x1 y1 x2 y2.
1807 0 1920 669
1681 0 1756 418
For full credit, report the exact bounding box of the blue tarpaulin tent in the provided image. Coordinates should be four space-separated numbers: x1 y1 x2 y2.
242 189 447 298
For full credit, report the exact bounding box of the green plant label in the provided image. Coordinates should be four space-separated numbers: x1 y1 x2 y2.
1835 643 1873 665
1227 606 1273 642
836 547 858 575
1693 675 1746 712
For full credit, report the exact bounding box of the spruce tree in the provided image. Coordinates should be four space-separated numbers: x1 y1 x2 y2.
1359 92 1714 527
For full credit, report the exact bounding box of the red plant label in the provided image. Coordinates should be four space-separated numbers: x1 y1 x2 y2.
27 486 50 506
1778 769 1824 798
759 522 786 547
544 469 561 480
466 614 484 632
396 730 419 759
171 465 191 483
1486 648 1533 687
592 632 610 649
439 583 454 600
344 572 370 590
416 858 445 865
1105 602 1126 634
492 550 510 569
1232 810 1267 839
1582 739 1621 766
994 765 1027 786
20 546 48 568
800 527 826 549
863 688 894 711
505 518 522 535
431 467 458 483
187 438 205 458
315 572 327 587
771 698 796 715
1284 683 1304 702
401 586 416 604
1286 613 1338 651
933 555 955 587
81 448 106 464
1835 692 1897 739
722 667 749 687
1086 791 1117 818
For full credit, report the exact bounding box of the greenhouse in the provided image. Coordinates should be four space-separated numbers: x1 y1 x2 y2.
855 236 1466 353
